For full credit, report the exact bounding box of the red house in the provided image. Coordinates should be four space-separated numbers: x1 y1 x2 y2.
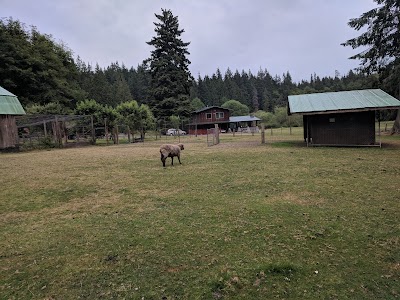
188 106 230 135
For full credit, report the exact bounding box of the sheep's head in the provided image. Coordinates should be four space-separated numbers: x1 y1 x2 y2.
178 143 184 150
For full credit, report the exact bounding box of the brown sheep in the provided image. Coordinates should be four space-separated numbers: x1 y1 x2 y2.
160 143 184 167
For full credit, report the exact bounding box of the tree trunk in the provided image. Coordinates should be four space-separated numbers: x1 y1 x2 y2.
140 128 145 141
127 126 131 143
391 109 400 134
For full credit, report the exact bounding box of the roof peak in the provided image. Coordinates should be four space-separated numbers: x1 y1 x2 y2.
0 86 16 97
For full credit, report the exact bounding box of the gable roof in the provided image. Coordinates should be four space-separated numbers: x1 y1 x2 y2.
193 106 230 113
288 89 400 115
0 86 26 115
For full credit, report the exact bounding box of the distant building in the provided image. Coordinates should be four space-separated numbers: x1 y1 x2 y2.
229 115 261 132
288 89 400 146
188 106 230 135
0 86 26 150
188 106 261 135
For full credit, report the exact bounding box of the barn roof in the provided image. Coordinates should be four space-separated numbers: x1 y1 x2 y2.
0 86 26 115
288 89 400 115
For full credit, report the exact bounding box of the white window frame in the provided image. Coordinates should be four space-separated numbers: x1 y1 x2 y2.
215 112 224 119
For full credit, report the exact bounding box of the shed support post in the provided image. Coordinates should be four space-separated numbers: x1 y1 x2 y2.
378 119 381 148
306 116 309 147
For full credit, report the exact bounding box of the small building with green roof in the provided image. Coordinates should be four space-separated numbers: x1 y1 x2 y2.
288 89 400 146
0 86 26 150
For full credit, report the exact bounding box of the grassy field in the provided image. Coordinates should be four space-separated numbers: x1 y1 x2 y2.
1 130 399 299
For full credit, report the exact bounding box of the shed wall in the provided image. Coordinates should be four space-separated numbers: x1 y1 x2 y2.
304 111 375 145
0 115 18 149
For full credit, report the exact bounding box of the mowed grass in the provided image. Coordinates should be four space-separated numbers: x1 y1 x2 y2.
1 132 399 299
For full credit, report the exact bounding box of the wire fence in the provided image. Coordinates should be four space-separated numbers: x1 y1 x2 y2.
14 116 394 150
16 114 94 149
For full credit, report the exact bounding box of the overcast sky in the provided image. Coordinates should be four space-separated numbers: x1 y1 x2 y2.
2 0 377 82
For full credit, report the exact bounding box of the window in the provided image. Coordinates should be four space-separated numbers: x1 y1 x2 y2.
215 112 224 119
206 113 212 119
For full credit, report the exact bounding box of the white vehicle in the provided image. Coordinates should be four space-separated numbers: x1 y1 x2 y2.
166 128 186 136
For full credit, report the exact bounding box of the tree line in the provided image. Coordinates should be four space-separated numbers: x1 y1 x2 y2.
1 0 399 130
75 60 383 113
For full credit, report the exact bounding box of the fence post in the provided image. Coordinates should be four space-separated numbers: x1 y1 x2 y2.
55 116 62 147
105 118 109 145
91 115 95 144
215 124 219 144
43 121 47 138
115 125 119 144
261 124 265 144
63 121 67 145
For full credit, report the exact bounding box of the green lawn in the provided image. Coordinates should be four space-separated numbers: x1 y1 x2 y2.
1 132 399 299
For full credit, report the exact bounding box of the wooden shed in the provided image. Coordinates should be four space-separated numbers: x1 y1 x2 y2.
0 86 26 150
288 89 400 147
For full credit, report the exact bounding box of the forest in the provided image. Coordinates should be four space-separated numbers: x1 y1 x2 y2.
76 61 383 112
1 0 399 130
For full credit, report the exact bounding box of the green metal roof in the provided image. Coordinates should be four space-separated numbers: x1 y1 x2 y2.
288 89 400 115
0 86 26 115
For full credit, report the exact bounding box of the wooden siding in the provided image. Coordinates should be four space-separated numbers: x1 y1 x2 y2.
191 107 230 124
304 111 375 146
0 115 18 149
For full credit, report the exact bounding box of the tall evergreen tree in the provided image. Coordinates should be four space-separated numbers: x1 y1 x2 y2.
113 74 132 105
342 0 400 133
90 65 113 106
127 64 151 104
251 85 259 112
146 9 193 119
341 0 399 73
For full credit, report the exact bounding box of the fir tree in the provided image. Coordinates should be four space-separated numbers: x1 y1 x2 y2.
251 85 259 112
341 0 399 73
342 0 400 133
146 9 192 119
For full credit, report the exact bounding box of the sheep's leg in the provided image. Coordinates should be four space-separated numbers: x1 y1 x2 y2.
171 156 174 166
161 153 166 167
177 154 181 164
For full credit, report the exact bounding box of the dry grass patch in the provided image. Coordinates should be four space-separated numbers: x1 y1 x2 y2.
266 191 323 206
1 133 399 299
